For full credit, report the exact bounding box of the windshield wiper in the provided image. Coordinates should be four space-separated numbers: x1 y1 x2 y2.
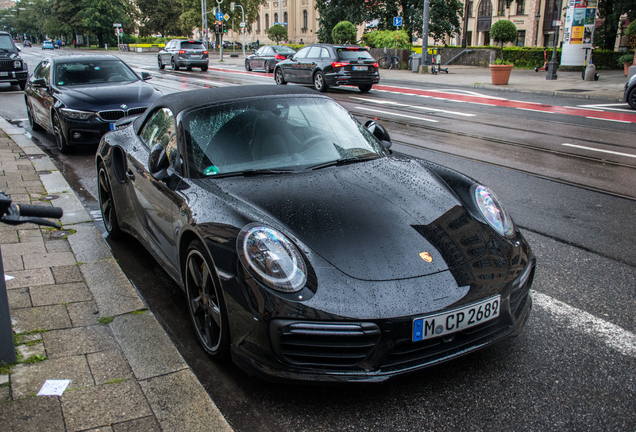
308 154 380 170
209 168 296 178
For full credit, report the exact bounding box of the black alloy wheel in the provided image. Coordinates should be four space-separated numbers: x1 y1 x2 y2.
53 114 71 154
245 60 252 71
27 103 43 131
265 60 271 72
157 56 165 70
97 162 122 238
185 241 230 359
313 71 328 92
171 57 180 71
201 65 208 72
628 87 636 110
275 68 286 85
358 84 372 93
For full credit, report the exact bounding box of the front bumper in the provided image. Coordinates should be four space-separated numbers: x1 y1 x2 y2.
0 69 28 83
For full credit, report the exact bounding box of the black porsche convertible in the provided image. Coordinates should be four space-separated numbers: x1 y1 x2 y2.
96 86 534 382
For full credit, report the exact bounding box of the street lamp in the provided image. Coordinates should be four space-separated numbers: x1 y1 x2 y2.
230 2 246 57
546 0 563 80
535 12 541 46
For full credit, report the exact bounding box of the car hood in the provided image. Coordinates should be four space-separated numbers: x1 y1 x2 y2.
54 81 161 109
207 157 489 281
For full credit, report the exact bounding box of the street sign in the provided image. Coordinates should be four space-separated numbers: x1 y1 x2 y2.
240 22 246 27
113 23 122 27
224 13 230 21
216 12 223 20
393 17 402 27
554 20 562 27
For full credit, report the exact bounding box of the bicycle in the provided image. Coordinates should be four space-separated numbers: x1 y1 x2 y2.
0 191 63 363
378 47 401 70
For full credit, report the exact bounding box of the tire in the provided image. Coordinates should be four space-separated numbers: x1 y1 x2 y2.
275 68 287 85
27 103 43 131
245 60 252 71
97 162 122 238
171 57 180 71
184 240 230 359
392 57 401 70
378 56 390 69
53 114 71 154
265 60 272 72
313 71 328 92
186 66 193 71
201 65 208 72
358 84 372 93
627 88 636 110
158 56 165 70
18 80 26 91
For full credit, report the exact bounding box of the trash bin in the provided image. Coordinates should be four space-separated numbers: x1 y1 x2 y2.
410 54 421 72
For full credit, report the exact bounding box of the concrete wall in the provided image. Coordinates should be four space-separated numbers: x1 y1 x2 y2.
438 48 498 67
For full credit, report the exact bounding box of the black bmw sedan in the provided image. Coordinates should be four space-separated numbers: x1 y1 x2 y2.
96 86 534 383
25 55 162 153
245 45 296 72
274 44 379 92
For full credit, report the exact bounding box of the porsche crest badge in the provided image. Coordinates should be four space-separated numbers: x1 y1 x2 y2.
419 252 433 263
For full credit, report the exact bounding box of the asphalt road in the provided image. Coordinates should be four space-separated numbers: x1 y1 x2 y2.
1 49 635 431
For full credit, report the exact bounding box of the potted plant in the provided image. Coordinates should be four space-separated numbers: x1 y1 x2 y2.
489 19 517 85
622 21 636 75
618 54 635 76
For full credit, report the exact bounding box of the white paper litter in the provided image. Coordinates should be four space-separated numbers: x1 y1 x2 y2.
4 274 14 281
37 379 71 396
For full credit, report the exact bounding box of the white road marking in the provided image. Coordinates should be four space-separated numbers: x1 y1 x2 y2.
351 97 476 116
584 116 632 124
410 105 476 117
532 291 636 358
562 143 636 158
355 107 439 122
515 107 552 113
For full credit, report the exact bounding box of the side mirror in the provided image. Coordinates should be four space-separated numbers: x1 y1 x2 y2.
365 120 392 150
141 72 152 80
148 143 170 180
252 49 256 54
32 78 47 88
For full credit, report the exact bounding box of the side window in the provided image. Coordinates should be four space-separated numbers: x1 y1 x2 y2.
294 47 310 59
139 108 176 152
321 48 330 58
307 47 322 58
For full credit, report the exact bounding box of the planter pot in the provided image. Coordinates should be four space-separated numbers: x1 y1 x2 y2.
489 64 513 85
625 62 631 76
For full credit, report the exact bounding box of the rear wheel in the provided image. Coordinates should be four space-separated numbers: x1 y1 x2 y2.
627 88 636 110
275 68 286 85
358 84 372 93
53 114 71 154
97 162 122 238
171 57 180 71
313 71 328 92
201 65 208 72
27 103 43 131
157 56 165 70
265 60 272 72
185 241 230 359
186 66 193 71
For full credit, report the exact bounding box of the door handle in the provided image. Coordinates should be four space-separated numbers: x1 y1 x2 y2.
126 169 135 180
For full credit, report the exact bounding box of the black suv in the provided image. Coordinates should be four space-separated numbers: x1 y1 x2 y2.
0 31 28 90
157 39 209 72
273 44 379 93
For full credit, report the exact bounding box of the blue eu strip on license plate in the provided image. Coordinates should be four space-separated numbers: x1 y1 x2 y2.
110 123 115 131
412 296 500 342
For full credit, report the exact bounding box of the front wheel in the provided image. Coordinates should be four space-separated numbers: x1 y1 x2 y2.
275 68 287 85
97 162 122 238
53 114 71 154
265 60 272 73
627 88 636 110
245 60 252 71
18 80 26 91
185 241 230 359
158 56 165 70
313 71 328 92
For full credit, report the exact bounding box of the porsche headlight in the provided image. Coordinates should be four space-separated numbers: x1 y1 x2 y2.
60 108 94 120
238 225 307 293
474 185 514 238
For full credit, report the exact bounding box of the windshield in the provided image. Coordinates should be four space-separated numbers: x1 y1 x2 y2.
0 35 14 50
337 49 374 60
54 60 139 86
184 96 385 178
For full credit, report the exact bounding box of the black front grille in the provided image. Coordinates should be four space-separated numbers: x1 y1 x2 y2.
0 60 15 71
274 321 381 369
98 107 147 121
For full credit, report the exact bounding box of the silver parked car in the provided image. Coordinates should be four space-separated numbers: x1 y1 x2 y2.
158 39 208 72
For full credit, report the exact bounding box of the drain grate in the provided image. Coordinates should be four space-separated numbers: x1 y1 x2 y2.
39 195 59 201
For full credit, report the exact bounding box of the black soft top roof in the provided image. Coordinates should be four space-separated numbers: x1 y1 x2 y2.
51 54 123 64
134 85 322 131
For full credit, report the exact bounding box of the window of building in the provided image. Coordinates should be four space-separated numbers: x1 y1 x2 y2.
516 0 524 15
274 13 278 23
516 30 526 46
284 12 288 26
257 15 261 31
478 0 492 17
303 10 308 29
468 1 474 17
498 0 506 15
265 14 269 29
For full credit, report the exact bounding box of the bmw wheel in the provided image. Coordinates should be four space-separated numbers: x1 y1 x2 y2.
158 56 165 70
275 68 287 85
97 162 122 238
53 114 71 154
313 71 328 92
185 240 230 359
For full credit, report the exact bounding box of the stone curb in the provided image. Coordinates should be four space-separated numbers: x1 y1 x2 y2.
0 118 233 431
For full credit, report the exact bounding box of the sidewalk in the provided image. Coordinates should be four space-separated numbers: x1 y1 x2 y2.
0 118 233 431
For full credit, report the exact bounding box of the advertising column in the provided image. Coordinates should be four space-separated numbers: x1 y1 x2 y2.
561 0 597 65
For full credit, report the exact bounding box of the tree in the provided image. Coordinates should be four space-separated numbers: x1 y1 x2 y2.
332 21 357 43
315 0 369 43
267 24 287 43
76 0 137 48
626 20 636 66
596 0 636 50
490 19 516 60
136 0 184 37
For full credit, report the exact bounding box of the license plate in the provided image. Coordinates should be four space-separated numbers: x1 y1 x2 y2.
0 72 8 77
190 55 201 59
353 66 367 71
109 123 115 131
412 296 501 342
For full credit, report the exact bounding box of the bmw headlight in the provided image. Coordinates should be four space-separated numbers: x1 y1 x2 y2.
60 108 94 120
238 225 307 293
13 60 21 69
474 185 514 238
